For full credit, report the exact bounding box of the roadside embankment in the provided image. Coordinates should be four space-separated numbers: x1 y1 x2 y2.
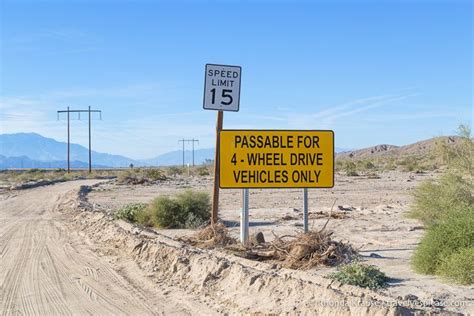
65 184 444 315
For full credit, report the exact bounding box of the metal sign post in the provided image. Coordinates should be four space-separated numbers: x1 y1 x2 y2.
241 188 249 245
303 188 309 233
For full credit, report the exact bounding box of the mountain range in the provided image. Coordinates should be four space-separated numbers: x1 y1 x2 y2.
0 132 351 169
0 133 215 168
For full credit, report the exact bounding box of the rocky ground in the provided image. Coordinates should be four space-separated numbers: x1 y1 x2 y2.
1 171 472 314
86 170 473 314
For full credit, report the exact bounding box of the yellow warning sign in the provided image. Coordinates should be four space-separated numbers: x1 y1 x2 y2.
219 130 334 188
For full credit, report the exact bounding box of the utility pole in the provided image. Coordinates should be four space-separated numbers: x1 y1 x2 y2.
190 139 199 167
67 106 70 172
178 138 200 167
178 139 186 167
57 107 102 173
88 106 92 173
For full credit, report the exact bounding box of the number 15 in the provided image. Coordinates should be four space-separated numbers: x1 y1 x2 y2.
210 89 233 105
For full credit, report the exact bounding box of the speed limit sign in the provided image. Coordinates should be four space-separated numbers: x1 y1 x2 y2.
203 64 241 112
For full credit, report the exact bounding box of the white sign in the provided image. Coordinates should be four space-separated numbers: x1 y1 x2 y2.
203 64 241 112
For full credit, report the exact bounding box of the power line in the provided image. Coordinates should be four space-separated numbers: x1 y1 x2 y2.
57 106 102 173
178 138 199 167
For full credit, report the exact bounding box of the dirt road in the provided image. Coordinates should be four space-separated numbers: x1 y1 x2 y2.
0 181 213 315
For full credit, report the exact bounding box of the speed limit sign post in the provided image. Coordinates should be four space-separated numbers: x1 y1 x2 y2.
203 64 242 224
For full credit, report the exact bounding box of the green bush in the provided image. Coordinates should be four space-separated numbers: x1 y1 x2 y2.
412 210 474 275
329 262 388 290
167 166 184 176
117 168 167 184
134 207 153 226
409 173 473 225
409 124 474 285
437 247 474 285
27 168 45 173
117 170 139 184
437 124 473 176
363 161 376 170
114 203 147 222
344 162 359 176
144 168 167 181
399 157 422 172
138 190 210 229
196 166 210 176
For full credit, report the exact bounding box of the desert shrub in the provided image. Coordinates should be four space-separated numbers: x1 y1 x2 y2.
116 169 148 184
409 173 473 225
144 168 167 181
383 157 398 171
354 160 376 172
117 170 140 184
437 124 473 176
139 190 210 229
135 207 153 226
144 197 182 227
437 247 474 285
184 212 207 229
412 210 474 276
398 156 424 172
335 160 345 172
363 160 375 170
410 124 474 285
27 168 44 173
343 161 358 176
195 166 210 176
329 262 388 290
167 166 184 176
114 203 147 222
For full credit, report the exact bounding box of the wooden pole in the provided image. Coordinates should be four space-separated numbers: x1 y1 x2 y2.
211 111 223 224
192 139 195 167
88 106 92 173
67 106 70 173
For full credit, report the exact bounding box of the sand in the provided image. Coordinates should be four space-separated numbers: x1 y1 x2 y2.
1 171 472 314
88 170 473 314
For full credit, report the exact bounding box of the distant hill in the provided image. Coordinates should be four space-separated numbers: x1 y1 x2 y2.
0 155 107 169
0 133 139 168
0 132 217 168
6 132 444 169
336 136 462 159
141 148 215 166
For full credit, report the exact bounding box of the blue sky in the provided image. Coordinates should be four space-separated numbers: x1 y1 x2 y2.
1 0 472 159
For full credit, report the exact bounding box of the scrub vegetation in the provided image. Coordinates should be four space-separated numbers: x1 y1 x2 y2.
115 190 211 229
0 169 115 188
116 168 167 184
409 124 473 285
335 155 432 175
1 164 214 189
329 262 389 290
114 203 148 222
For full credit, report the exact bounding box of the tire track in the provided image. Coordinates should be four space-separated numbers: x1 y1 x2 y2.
0 180 182 315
